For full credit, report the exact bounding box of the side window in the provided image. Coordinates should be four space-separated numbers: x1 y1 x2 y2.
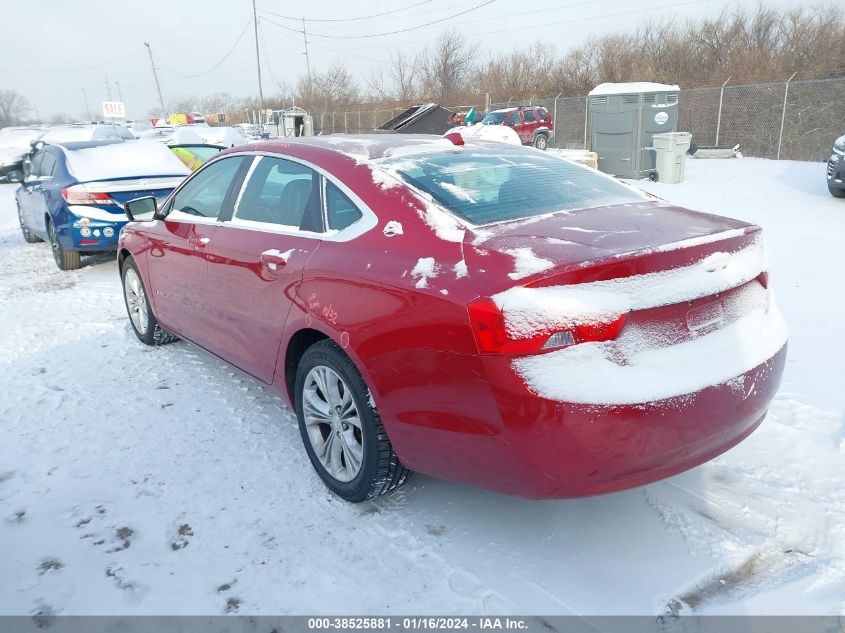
27 151 44 178
40 152 57 178
234 156 321 231
537 108 549 121
522 110 537 123
506 112 521 126
326 181 363 231
170 156 246 219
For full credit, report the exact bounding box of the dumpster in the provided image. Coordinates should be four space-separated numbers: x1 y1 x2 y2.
652 132 692 183
588 82 679 178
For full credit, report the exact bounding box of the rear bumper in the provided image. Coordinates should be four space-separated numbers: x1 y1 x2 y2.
485 344 786 497
384 345 786 498
64 204 126 251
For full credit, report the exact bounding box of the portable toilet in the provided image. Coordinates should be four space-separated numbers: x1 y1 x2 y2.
588 82 680 178
267 107 313 138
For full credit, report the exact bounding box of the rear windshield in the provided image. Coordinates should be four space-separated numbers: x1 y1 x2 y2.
64 140 190 182
382 149 647 225
481 112 508 125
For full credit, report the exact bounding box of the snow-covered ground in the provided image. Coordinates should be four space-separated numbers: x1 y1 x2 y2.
1 158 843 616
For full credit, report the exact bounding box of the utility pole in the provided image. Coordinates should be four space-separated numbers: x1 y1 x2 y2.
105 75 113 101
302 18 312 89
252 0 264 112
81 88 91 121
144 42 167 119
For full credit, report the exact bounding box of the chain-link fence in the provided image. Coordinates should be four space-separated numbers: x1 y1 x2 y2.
315 76 844 161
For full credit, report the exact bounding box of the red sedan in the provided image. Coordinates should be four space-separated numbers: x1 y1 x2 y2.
118 135 787 502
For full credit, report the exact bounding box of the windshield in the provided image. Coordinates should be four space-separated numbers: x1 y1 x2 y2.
481 112 508 125
0 128 42 149
383 149 648 225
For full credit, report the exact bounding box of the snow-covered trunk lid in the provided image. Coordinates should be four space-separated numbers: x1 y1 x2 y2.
76 177 184 209
463 201 757 289
461 201 786 403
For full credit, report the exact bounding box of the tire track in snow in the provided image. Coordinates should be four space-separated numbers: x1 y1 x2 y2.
648 396 845 612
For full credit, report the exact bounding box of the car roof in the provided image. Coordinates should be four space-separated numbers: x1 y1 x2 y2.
223 133 513 163
51 140 126 151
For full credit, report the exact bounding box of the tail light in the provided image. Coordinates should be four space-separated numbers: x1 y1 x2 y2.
467 297 627 355
61 185 115 205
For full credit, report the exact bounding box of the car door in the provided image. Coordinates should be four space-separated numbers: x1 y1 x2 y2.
521 108 540 143
19 149 46 234
144 155 248 348
505 110 526 143
203 155 325 383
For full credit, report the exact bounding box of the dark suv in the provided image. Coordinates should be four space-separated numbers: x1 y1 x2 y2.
828 134 845 198
481 106 554 149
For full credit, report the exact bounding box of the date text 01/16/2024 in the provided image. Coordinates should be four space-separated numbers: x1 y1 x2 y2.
307 618 529 630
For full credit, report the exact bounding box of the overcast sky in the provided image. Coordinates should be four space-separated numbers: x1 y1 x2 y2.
0 0 815 120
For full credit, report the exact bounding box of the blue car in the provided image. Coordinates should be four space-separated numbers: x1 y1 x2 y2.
13 140 190 270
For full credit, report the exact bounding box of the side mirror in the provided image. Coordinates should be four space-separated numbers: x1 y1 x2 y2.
124 196 158 222
6 170 24 183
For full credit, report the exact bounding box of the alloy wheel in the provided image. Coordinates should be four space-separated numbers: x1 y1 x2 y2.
302 365 364 483
48 221 62 267
123 268 149 335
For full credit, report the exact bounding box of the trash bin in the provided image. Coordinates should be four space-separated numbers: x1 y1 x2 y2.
652 132 692 184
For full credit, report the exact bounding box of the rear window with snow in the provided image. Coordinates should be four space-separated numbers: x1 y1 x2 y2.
383 149 647 225
63 141 190 182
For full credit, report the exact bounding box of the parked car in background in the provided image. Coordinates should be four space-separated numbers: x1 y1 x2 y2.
117 135 786 503
199 126 247 148
481 106 554 149
170 144 225 171
38 123 135 144
135 125 226 170
828 134 845 198
12 140 189 270
0 126 45 181
234 123 263 141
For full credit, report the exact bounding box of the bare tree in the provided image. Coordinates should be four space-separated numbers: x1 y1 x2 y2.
0 90 31 126
417 30 479 103
295 62 360 113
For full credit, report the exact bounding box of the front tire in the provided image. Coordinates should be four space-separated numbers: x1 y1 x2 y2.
47 219 80 270
121 257 178 346
533 133 549 150
18 203 42 243
829 185 845 199
295 340 410 502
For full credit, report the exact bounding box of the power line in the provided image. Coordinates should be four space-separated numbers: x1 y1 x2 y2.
257 0 437 23
273 0 712 54
260 0 496 40
156 18 253 79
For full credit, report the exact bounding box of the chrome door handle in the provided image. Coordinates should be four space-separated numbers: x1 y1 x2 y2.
189 236 210 250
260 248 291 271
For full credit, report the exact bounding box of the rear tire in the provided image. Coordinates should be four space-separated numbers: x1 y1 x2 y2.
121 257 178 346
295 340 410 502
533 133 549 150
47 218 80 270
829 185 845 199
17 203 41 243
